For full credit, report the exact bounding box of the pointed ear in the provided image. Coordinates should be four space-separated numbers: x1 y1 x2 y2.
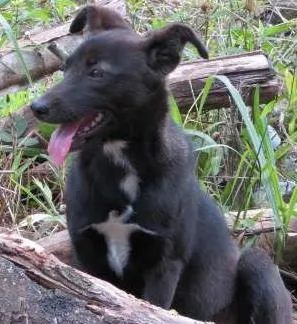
69 5 131 34
144 23 208 75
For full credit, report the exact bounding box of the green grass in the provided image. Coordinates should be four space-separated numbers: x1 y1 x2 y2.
0 72 63 117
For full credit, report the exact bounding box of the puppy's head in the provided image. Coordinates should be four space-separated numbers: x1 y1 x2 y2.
31 6 208 166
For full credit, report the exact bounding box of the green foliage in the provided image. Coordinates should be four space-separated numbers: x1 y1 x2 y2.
0 91 33 117
0 0 76 39
0 117 40 156
12 175 66 227
0 0 10 8
215 78 297 257
169 95 183 126
186 129 224 177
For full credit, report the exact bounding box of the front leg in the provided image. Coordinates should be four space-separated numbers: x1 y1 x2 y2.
142 259 183 309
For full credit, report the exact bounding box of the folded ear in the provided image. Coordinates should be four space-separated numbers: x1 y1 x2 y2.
69 5 131 34
144 23 208 75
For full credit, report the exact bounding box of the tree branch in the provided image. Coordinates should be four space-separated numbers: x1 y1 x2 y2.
0 228 210 324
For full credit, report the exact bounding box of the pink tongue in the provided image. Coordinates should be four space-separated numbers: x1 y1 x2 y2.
48 121 82 166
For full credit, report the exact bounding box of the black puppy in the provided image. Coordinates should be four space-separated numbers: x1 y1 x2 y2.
31 6 292 323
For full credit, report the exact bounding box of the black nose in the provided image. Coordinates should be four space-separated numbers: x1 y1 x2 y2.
30 100 49 116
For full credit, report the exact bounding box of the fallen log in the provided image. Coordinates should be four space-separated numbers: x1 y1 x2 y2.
170 51 281 110
0 51 281 136
0 0 127 95
0 229 210 324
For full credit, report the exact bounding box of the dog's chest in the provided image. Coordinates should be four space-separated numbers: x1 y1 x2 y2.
96 141 146 276
89 140 156 277
103 140 139 202
89 208 155 277
92 208 136 277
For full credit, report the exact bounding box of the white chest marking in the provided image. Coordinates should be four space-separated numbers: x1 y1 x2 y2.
90 208 155 277
103 140 140 201
120 173 139 202
103 140 128 168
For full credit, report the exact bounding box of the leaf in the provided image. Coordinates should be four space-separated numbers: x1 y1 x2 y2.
19 137 39 147
260 100 277 118
262 21 296 37
215 75 284 234
15 117 28 137
10 177 53 215
197 76 214 116
11 150 23 180
0 130 13 143
26 8 51 22
275 144 292 160
0 0 10 7
33 177 58 215
37 122 57 140
185 129 223 176
11 155 36 181
169 95 183 126
284 69 297 105
287 187 297 224
151 18 167 29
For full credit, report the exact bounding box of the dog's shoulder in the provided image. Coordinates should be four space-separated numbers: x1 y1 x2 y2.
163 119 195 168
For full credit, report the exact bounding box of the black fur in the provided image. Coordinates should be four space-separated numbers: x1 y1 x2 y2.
31 6 292 323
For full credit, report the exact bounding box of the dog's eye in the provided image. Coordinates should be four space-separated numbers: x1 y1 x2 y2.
89 69 104 78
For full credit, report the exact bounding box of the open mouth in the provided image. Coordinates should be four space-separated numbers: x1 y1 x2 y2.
48 112 104 166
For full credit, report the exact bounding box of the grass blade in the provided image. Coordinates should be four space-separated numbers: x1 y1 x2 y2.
169 95 183 125
215 75 283 232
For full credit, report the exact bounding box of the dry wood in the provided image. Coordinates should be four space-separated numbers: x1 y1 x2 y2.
0 0 127 95
0 228 210 324
228 209 297 271
38 229 72 265
169 51 281 110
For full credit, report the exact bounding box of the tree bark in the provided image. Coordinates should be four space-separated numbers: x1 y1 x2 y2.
170 51 281 111
0 228 210 324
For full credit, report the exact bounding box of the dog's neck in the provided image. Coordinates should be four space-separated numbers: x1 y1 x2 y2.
81 88 180 177
119 89 178 171
77 84 191 210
